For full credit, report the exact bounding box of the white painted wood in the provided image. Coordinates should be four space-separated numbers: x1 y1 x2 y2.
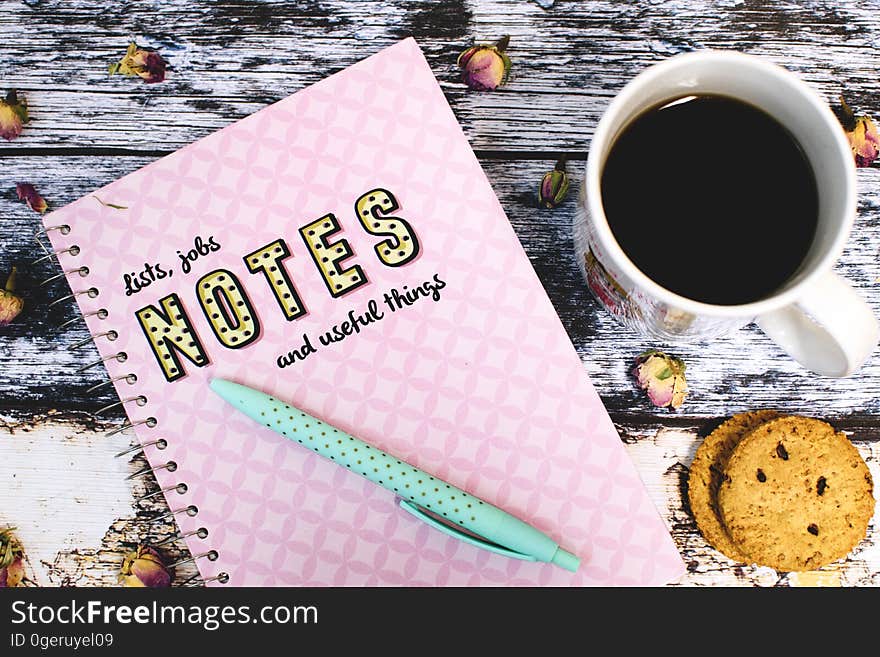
7 158 880 417
624 424 880 586
0 1 878 153
0 414 196 586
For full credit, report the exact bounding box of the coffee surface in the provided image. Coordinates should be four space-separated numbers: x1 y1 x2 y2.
601 95 818 305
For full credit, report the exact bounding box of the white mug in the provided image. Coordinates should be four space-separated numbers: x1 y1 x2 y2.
574 50 878 377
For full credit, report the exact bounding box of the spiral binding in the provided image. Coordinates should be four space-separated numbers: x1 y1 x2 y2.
34 224 228 585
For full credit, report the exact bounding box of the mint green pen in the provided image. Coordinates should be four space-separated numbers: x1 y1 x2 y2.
210 378 579 572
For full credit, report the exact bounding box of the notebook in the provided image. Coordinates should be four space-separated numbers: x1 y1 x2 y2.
42 38 685 586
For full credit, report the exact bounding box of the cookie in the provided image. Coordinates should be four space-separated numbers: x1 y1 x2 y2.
687 410 781 562
718 416 875 572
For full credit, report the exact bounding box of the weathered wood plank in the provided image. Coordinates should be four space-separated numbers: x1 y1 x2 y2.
0 1 878 154
619 419 880 586
3 156 880 418
0 413 196 586
7 412 877 587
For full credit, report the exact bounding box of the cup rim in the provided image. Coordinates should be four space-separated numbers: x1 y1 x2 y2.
584 50 857 319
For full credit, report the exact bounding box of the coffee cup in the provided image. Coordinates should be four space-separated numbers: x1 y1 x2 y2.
574 50 878 377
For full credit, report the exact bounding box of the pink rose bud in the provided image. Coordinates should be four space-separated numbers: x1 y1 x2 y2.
0 90 29 141
118 545 172 587
16 182 48 214
0 528 25 588
837 95 879 168
632 349 688 410
109 42 167 84
0 268 24 327
849 115 879 167
457 35 511 91
538 156 571 208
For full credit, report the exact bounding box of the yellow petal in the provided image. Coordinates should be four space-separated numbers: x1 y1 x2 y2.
0 104 22 141
119 574 147 587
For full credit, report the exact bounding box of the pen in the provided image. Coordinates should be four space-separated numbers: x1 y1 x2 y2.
210 378 580 572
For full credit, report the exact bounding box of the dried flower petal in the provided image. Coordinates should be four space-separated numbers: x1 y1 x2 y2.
0 528 25 587
457 36 511 91
838 96 879 168
119 545 171 587
0 268 24 327
109 42 167 84
538 156 571 208
849 115 879 167
632 349 688 409
0 90 29 141
16 182 47 214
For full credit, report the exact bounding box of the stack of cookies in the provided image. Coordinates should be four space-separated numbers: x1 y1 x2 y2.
688 412 875 571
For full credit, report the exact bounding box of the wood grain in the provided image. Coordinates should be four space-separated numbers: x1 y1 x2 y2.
623 420 880 586
5 158 880 418
0 1 878 154
2 0 880 586
0 413 198 586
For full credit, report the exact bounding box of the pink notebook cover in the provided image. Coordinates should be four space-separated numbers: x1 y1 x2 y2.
43 38 684 586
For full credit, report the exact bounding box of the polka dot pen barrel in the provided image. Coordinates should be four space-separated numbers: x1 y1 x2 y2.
210 379 580 572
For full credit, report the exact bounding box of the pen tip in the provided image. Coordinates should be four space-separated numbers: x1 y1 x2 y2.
552 547 580 573
208 377 235 398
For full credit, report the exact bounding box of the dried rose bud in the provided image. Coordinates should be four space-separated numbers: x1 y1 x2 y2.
837 96 879 168
0 268 24 327
16 182 47 214
109 42 167 84
457 35 511 91
632 349 688 409
538 156 571 208
849 115 879 167
119 545 171 587
0 90 29 141
0 528 25 588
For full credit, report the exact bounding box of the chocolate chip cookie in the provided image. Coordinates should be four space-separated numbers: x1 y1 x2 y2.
688 410 780 562
718 416 874 572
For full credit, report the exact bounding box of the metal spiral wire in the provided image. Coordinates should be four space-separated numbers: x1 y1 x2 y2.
34 224 225 585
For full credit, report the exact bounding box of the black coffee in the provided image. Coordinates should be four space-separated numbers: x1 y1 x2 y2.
600 95 818 305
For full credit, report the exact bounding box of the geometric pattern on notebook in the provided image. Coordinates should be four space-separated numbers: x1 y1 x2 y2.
45 38 685 586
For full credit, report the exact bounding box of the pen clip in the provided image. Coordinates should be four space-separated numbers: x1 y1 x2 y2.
398 499 537 562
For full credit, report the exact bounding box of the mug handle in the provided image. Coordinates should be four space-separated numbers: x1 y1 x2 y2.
756 271 878 377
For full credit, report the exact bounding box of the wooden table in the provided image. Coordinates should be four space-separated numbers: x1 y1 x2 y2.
2 0 879 587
